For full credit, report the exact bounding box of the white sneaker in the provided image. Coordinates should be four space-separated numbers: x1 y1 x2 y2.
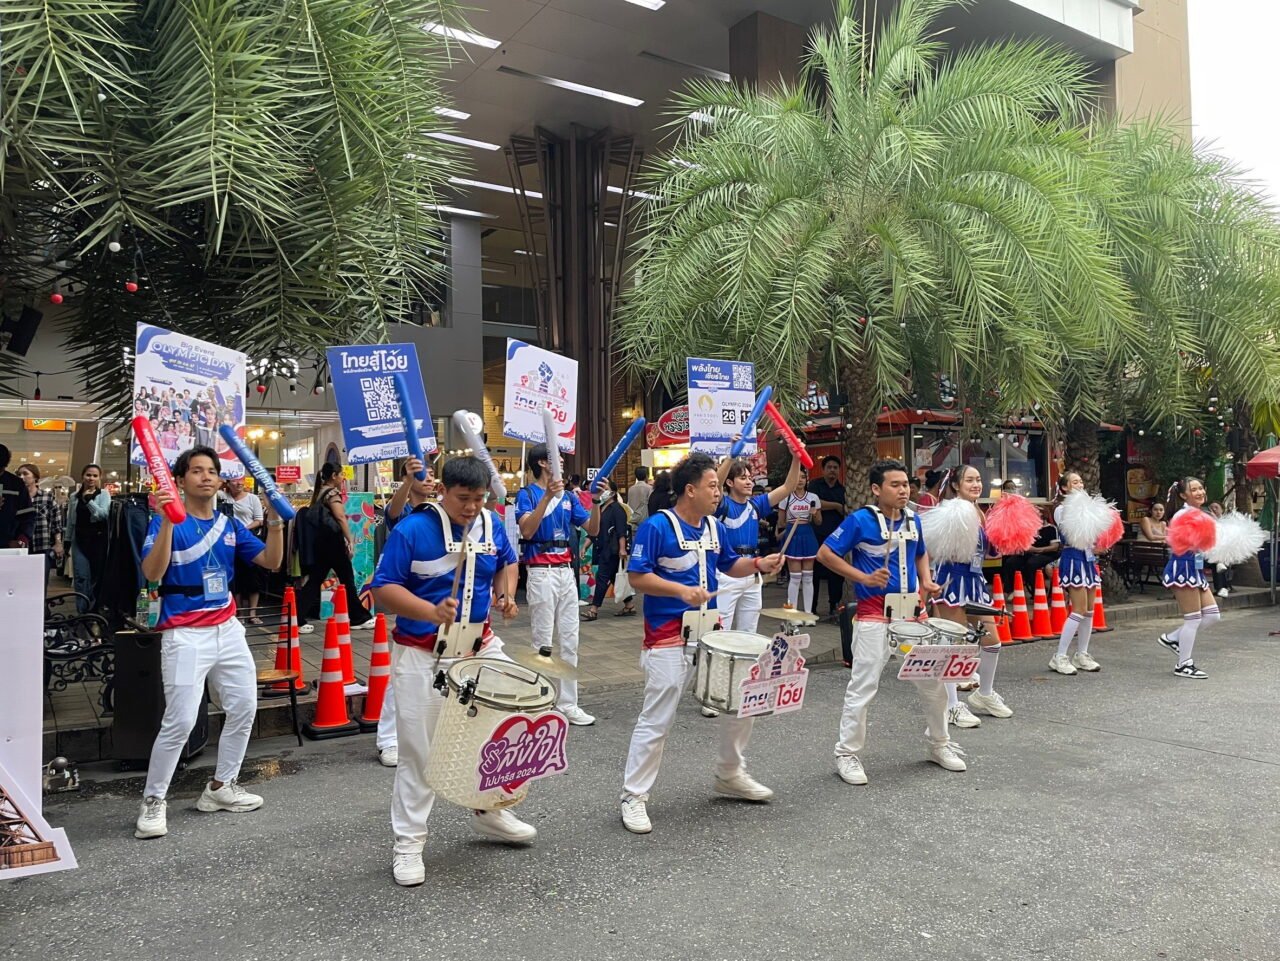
700 706 719 718
299 624 315 634
471 809 537 844
134 796 167 839
1071 651 1101 672
1157 633 1180 656
351 621 374 631
929 743 968 772
196 779 263 813
1048 653 1077 675
392 851 425 887
947 703 982 728
713 772 774 802
967 691 1014 718
836 755 867 785
1216 587 1230 598
378 747 399 767
621 795 652 834
1173 660 1209 680
561 705 596 726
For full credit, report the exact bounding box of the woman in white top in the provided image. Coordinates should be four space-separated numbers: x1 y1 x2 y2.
776 470 822 612
1138 502 1167 542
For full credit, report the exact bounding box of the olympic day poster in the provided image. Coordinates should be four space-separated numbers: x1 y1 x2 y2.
131 323 248 478
503 338 578 452
686 357 756 456
325 344 437 465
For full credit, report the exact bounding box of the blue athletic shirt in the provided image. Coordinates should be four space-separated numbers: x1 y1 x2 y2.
143 513 265 630
627 511 740 649
515 483 590 564
822 507 927 611
716 493 773 555
372 506 518 649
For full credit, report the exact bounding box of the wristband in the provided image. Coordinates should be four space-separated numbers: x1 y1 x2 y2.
753 558 762 573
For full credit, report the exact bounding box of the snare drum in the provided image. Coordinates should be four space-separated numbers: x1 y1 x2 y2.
692 630 770 716
925 617 972 645
887 621 937 653
424 658 555 811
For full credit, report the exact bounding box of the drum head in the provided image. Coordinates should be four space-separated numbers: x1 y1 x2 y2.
925 617 970 640
700 630 770 655
888 621 934 640
447 657 554 710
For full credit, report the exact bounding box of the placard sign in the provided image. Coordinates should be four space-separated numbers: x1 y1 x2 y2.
476 712 569 794
738 632 810 718
325 343 437 465
896 645 980 682
275 465 302 483
687 357 756 456
503 339 578 452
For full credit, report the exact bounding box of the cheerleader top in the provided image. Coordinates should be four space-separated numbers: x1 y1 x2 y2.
937 525 990 575
1053 504 1096 557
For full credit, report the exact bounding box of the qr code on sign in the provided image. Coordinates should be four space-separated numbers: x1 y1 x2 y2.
360 377 401 421
731 364 753 390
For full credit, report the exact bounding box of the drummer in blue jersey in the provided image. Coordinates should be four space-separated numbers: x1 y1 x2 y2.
371 456 532 888
816 459 963 786
619 452 783 835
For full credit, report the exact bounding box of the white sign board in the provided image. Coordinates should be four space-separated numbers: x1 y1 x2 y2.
738 632 810 718
503 339 578 453
687 357 756 456
896 644 980 682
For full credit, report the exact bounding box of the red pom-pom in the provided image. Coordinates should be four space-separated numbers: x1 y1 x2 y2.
125 281 139 293
1095 509 1125 552
985 493 1043 554
1167 509 1217 555
49 292 63 305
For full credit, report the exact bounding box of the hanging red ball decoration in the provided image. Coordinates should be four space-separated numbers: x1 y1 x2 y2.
256 383 267 394
125 281 139 293
1194 428 1202 437
49 292 63 305
963 407 972 415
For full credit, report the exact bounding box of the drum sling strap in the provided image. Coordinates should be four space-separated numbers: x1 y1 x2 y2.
428 503 495 664
660 509 721 643
867 504 919 621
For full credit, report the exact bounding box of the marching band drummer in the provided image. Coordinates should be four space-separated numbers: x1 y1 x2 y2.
371 456 534 888
816 459 965 786
620 452 784 834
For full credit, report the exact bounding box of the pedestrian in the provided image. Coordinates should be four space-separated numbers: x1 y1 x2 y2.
0 445 34 557
619 452 784 834
582 477 635 622
16 463 62 593
816 459 962 785
134 445 285 840
220 476 265 624
370 456 533 887
646 471 674 519
916 469 944 510
296 461 373 633
515 444 600 726
1156 477 1219 679
1047 471 1105 675
65 463 111 612
1138 501 1168 542
776 471 822 612
807 456 848 617
627 466 652 529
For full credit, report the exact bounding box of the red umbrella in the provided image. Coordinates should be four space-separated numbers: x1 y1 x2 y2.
1245 446 1280 480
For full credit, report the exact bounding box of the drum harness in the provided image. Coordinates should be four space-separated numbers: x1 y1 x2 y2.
425 503 496 704
865 504 921 621
659 509 723 647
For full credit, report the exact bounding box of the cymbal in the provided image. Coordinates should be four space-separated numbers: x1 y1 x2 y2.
507 646 580 681
759 607 818 625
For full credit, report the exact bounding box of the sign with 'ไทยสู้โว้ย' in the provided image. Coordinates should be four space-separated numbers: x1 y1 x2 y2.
686 357 756 456
502 338 578 452
737 632 810 719
325 344 437 465
896 644 980 682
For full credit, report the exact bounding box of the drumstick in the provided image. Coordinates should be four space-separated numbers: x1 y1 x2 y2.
778 521 800 557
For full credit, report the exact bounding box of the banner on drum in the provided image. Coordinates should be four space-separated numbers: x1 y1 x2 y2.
476 711 569 794
131 323 247 478
503 339 577 452
738 632 810 719
687 357 756 456
325 343 437 465
896 645 980 682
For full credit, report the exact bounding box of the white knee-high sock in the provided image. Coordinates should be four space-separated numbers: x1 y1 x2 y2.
787 574 800 608
946 683 960 709
978 645 1000 695
1075 618 1094 655
800 571 814 614
1201 605 1221 630
1056 612 1084 657
1177 612 1202 664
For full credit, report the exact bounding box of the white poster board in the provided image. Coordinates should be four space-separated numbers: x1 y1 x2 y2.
502 339 578 452
687 357 756 456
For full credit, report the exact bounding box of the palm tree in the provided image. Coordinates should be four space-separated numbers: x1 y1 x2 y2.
2 0 467 408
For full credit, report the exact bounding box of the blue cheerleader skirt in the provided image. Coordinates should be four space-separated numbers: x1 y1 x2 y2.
1162 551 1209 591
1059 547 1101 589
784 523 819 560
935 562 993 607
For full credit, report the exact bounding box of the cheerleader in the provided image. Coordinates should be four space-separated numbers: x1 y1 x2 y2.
1049 472 1101 675
1156 478 1218 679
932 466 1013 726
776 471 822 612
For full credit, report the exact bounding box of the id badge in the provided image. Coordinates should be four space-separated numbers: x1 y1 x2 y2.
970 556 984 574
1195 553 1205 572
1085 548 1097 562
203 568 229 602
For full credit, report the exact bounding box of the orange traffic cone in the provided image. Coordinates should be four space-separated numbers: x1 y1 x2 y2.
268 588 306 694
303 619 360 739
1030 570 1054 639
1092 585 1112 633
333 585 356 684
358 614 391 732
1009 572 1035 642
991 574 1013 643
1049 569 1068 634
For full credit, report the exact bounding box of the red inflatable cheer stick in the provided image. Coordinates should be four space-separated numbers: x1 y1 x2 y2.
132 416 187 524
763 400 814 470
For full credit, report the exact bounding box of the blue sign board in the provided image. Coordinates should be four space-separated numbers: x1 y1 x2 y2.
326 343 437 464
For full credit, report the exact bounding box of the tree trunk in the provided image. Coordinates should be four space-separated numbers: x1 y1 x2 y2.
1229 400 1256 514
839 353 880 509
1065 416 1100 491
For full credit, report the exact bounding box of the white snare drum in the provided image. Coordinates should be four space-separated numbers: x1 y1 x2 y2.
431 620 487 659
925 617 972 645
424 658 555 811
692 630 770 716
887 621 936 652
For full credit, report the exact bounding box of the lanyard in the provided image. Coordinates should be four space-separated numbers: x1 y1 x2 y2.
194 515 226 571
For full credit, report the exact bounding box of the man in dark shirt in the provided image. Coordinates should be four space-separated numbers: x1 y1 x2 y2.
0 444 34 549
807 455 847 617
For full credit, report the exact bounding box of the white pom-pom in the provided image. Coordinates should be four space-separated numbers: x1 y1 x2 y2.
919 497 982 564
1205 512 1266 567
1057 489 1116 550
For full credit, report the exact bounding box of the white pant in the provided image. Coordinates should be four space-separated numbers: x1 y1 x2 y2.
143 619 257 799
835 620 949 757
391 638 509 854
376 680 397 751
622 645 753 799
716 572 762 634
527 565 580 710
